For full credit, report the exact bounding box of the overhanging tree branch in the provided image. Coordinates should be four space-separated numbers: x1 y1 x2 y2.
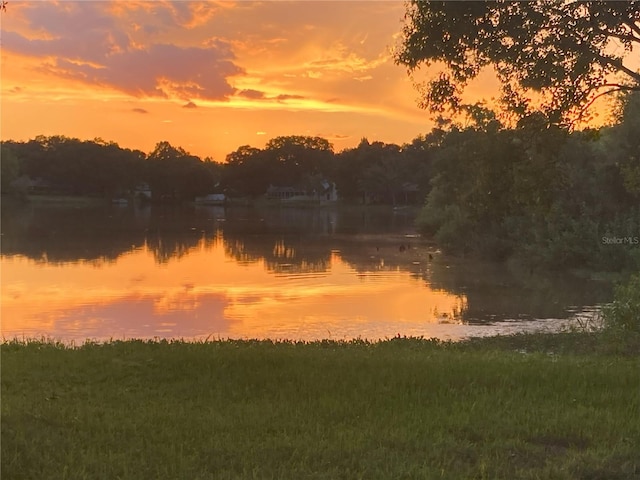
593 53 640 84
599 29 640 45
623 20 640 38
576 84 639 123
396 0 640 124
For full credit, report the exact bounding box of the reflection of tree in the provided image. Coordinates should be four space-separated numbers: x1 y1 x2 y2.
219 207 336 272
2 199 610 323
333 236 612 325
144 206 219 263
0 202 222 265
0 202 147 264
266 238 330 275
218 205 416 274
222 232 331 275
0 202 613 327
432 297 468 324
336 237 424 275
424 258 613 323
145 233 202 264
219 206 419 237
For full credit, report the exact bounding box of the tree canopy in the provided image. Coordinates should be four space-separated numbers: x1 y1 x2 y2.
395 0 640 125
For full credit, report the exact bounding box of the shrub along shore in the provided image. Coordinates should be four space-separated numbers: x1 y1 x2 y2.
2 328 639 480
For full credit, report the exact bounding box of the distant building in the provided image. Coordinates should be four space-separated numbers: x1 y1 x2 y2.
266 185 306 200
320 180 339 202
195 193 226 205
134 183 152 200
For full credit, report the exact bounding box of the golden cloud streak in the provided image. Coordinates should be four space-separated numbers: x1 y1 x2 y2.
201 96 386 115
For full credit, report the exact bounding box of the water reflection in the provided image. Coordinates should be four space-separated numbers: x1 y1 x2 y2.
1 202 611 341
1 202 147 264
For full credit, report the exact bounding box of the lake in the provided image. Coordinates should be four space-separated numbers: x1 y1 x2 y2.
1 201 611 342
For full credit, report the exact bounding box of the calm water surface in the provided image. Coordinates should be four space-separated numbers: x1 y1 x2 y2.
1 202 611 342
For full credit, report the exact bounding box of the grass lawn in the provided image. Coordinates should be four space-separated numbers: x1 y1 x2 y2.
2 333 639 479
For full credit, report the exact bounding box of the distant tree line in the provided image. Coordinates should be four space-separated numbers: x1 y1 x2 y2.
0 137 222 202
1 133 433 205
2 93 640 271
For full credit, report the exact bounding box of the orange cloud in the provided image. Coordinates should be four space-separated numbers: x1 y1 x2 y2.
2 2 242 101
0 1 452 160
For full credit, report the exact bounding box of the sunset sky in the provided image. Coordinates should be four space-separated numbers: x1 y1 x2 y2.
0 0 439 160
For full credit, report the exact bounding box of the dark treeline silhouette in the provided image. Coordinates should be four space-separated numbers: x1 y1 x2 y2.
0 137 222 203
1 134 429 206
221 135 431 205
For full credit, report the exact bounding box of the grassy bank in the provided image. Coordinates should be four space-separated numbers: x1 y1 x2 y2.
2 334 639 480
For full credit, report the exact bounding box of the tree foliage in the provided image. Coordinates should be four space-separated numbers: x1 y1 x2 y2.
222 136 336 198
146 141 215 201
610 92 640 195
1 144 21 193
223 145 271 198
603 274 640 331
4 134 435 206
415 93 640 269
396 0 640 125
4 136 146 197
2 137 220 202
333 138 432 204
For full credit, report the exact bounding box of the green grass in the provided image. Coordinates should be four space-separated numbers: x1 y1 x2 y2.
2 334 639 480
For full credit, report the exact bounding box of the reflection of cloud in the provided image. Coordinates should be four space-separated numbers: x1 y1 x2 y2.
223 274 465 341
0 238 469 343
48 292 233 340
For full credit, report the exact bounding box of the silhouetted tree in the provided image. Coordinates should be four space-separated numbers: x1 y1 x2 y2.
146 141 214 201
222 136 335 198
0 143 21 193
223 145 271 198
263 135 334 186
396 1 640 125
